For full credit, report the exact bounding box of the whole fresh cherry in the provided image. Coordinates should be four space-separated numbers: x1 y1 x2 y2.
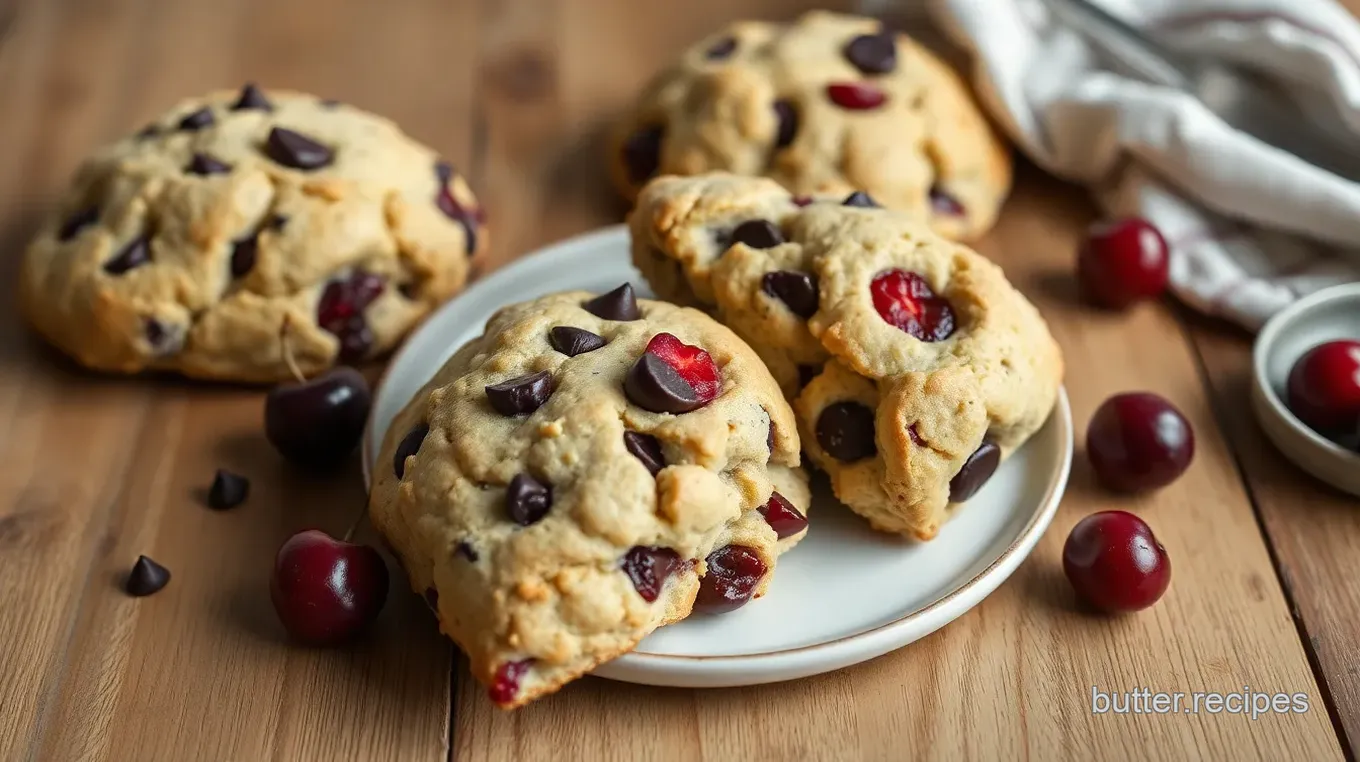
1086 392 1194 492
1077 218 1169 309
270 529 389 645
1063 510 1170 613
264 320 371 470
1286 340 1360 439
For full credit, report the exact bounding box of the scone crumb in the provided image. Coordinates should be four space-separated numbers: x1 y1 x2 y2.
515 578 550 602
539 419 565 438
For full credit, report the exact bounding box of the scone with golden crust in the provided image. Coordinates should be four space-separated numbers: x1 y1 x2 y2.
19 84 486 383
611 10 1011 241
629 173 1062 540
368 286 809 709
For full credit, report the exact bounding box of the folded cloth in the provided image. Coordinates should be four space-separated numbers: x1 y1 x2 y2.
861 0 1360 330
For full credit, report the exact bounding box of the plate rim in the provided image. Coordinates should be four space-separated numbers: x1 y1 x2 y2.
362 223 1072 682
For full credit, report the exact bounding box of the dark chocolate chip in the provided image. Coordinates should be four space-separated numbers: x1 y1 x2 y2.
843 33 897 75
485 371 555 416
268 213 289 230
773 100 798 148
231 83 273 111
178 107 215 131
625 354 701 414
126 555 171 597
816 401 877 462
207 469 250 510
230 235 258 278
58 207 98 241
621 545 684 602
506 473 552 526
761 271 819 318
393 422 430 478
186 153 232 176
549 326 606 356
104 236 151 275
623 431 665 476
144 319 169 351
949 441 1000 502
399 282 419 300
423 587 439 611
456 541 479 562
930 186 965 216
843 191 879 208
136 124 159 140
797 364 819 389
582 284 641 321
730 219 784 249
705 36 738 60
265 127 334 170
766 418 776 453
622 125 663 184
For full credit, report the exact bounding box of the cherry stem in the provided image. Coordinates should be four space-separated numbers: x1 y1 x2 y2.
279 316 306 384
341 502 367 544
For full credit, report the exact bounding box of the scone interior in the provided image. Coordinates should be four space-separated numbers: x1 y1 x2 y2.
368 288 809 708
611 10 1011 241
19 84 486 383
628 173 1063 541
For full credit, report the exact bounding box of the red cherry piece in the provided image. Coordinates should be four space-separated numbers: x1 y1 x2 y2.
1063 510 1171 613
758 491 807 539
1077 218 1170 309
489 659 534 705
642 333 721 403
1287 340 1360 438
317 270 386 363
869 269 955 342
269 529 389 646
621 546 684 602
1086 392 1194 492
826 82 887 111
694 545 767 614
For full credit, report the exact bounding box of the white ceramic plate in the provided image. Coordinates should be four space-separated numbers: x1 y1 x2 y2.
363 225 1072 688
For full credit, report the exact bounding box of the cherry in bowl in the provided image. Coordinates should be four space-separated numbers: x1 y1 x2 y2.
1285 339 1360 442
1086 392 1194 493
1063 510 1170 613
1076 218 1169 310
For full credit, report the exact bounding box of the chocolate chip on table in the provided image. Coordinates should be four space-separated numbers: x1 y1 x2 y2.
506 473 552 526
623 431 666 476
207 469 250 510
230 234 258 278
485 371 555 416
843 32 897 75
265 127 334 170
730 220 784 250
625 354 701 414
456 540 479 562
582 284 641 321
705 35 738 60
622 125 664 184
949 441 1001 502
816 401 877 462
231 82 273 111
58 207 99 241
186 153 232 176
178 107 216 131
126 555 171 597
549 326 606 356
104 236 151 275
843 191 879 208
761 271 819 318
621 545 684 602
392 422 430 478
773 100 798 148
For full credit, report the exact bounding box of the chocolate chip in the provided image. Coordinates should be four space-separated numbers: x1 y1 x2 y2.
797 364 819 389
207 469 249 510
265 127 334 170
583 284 641 321
456 541 479 562
230 235 258 278
621 545 684 602
949 441 1000 502
126 555 171 597
485 371 555 416
135 124 159 140
58 207 98 241
930 186 965 216
705 36 738 60
622 125 663 184
816 401 877 462
761 271 818 318
549 326 606 356
186 153 232 176
506 473 552 526
766 419 776 453
178 107 215 131
843 191 879 208
399 282 419 300
104 236 151 275
268 213 289 230
773 100 798 148
623 431 665 476
435 160 455 185
231 83 273 111
730 220 784 250
625 354 701 414
844 33 897 75
393 422 430 478
423 587 439 611
144 319 168 350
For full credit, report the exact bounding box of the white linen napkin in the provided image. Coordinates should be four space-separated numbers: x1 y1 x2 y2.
861 0 1360 330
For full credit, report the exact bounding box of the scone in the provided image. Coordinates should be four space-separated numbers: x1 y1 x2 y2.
629 173 1062 541
611 10 1010 241
368 285 809 708
19 84 486 383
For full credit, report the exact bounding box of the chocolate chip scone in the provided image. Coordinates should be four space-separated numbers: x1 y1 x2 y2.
629 173 1062 540
19 84 486 383
611 10 1010 241
368 285 809 709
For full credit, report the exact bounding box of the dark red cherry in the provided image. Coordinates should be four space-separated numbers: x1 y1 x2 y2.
621 546 684 602
1077 218 1170 309
1086 392 1194 492
270 529 389 645
694 545 766 614
317 271 385 363
758 491 807 539
265 367 372 470
870 269 955 342
1063 511 1171 613
489 659 534 706
1286 340 1360 438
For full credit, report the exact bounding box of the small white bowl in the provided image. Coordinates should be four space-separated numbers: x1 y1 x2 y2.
1251 283 1360 496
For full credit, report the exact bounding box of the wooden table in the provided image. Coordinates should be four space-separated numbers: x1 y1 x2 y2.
2 0 1358 759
